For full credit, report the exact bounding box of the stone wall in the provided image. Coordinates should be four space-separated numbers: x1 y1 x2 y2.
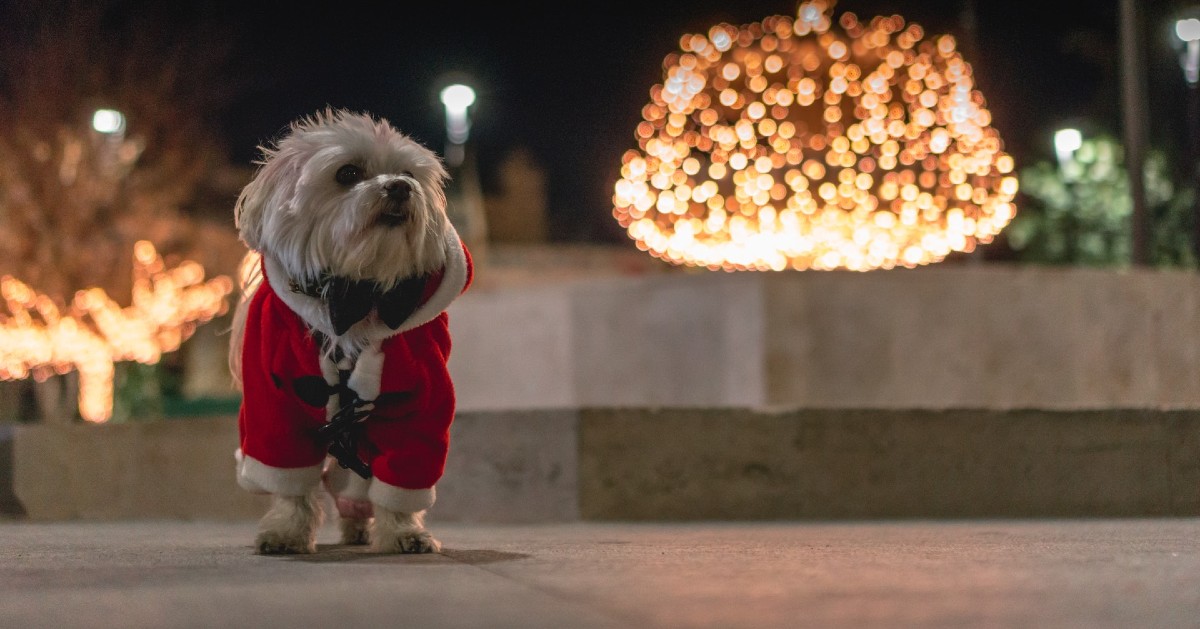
11 408 1200 521
763 266 1200 408
449 265 1200 410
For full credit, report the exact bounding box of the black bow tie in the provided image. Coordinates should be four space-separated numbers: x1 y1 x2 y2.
289 272 430 336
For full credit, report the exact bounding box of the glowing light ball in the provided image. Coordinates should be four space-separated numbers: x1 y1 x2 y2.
612 0 1018 271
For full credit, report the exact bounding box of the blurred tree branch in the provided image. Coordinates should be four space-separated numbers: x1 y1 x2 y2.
0 0 240 304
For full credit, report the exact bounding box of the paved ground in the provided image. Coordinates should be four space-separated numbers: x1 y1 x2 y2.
1 519 1198 628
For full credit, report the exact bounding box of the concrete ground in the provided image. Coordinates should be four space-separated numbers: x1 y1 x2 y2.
1 519 1198 628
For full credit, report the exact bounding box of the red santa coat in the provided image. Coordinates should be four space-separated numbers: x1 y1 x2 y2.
236 230 472 514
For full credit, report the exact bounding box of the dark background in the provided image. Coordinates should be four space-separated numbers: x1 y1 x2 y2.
7 0 1200 241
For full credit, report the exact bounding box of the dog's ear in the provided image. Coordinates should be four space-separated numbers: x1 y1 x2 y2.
234 169 269 251
235 147 299 250
427 158 450 214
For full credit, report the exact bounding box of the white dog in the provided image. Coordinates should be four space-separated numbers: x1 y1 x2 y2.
229 109 472 554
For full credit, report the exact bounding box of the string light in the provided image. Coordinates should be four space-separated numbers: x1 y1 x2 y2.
0 241 233 422
613 0 1018 271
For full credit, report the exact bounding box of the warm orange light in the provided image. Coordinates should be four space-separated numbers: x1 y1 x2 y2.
613 0 1017 271
0 241 233 422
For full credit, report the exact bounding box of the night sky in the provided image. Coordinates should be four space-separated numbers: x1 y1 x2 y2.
7 0 1200 241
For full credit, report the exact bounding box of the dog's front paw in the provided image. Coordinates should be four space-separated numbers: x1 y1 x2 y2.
255 530 316 555
372 529 441 554
254 494 321 555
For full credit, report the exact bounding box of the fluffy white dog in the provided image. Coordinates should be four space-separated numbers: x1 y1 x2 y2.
229 109 472 554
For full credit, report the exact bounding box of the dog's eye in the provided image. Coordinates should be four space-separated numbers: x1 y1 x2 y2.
335 164 365 186
401 170 413 177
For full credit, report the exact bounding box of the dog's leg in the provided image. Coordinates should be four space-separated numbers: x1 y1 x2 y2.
255 493 323 554
370 507 441 554
323 463 374 545
339 516 371 545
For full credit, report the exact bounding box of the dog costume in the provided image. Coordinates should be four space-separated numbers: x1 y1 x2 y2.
236 228 472 514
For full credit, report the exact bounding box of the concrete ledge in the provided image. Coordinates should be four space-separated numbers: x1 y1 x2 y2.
9 408 1200 521
433 410 580 522
0 425 26 518
11 411 578 523
579 408 1200 520
12 418 269 520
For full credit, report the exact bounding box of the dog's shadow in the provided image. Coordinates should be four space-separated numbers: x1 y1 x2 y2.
278 545 530 565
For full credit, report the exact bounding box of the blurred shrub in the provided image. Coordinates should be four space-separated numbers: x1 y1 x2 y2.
1006 135 1196 267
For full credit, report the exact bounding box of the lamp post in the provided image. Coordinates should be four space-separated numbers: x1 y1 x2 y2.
1054 128 1083 177
439 84 475 168
1177 17 1200 261
1118 0 1151 266
1178 18 1200 85
91 108 131 178
1055 128 1084 261
437 82 487 256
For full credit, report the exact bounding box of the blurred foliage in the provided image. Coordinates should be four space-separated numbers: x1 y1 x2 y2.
1006 135 1196 267
111 362 163 423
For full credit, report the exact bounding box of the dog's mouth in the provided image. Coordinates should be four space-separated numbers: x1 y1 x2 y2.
376 202 412 227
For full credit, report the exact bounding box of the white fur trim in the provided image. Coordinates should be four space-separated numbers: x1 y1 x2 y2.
324 462 371 501
346 342 384 401
235 449 322 497
368 480 436 513
262 225 468 351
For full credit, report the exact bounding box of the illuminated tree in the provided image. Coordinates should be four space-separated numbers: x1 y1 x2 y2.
613 0 1018 272
0 1 238 421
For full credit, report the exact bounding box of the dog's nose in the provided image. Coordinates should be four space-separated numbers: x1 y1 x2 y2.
384 179 411 201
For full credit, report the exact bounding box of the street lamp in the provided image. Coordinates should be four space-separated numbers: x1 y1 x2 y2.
1176 14 1200 260
90 108 135 177
1054 128 1083 174
1054 128 1085 260
91 109 126 135
437 81 487 254
439 84 475 167
1177 18 1200 85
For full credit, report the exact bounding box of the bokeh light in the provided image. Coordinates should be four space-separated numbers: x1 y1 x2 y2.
440 83 477 145
612 0 1018 271
439 84 477 111
1177 18 1200 43
91 109 126 135
1054 129 1083 157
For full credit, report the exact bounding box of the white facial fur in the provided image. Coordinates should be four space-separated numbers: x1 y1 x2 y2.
235 110 449 290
